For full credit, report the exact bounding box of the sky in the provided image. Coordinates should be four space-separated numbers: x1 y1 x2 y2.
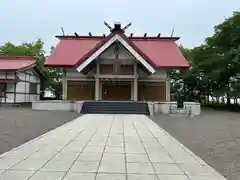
0 0 239 53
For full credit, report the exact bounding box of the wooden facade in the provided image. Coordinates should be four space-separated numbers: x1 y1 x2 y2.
67 81 95 101
138 82 166 101
66 79 167 102
64 62 170 102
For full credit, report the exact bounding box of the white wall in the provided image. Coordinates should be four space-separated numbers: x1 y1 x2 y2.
151 102 201 116
4 69 40 103
32 100 78 111
5 84 14 103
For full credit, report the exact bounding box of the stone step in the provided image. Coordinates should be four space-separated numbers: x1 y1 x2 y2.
81 101 150 115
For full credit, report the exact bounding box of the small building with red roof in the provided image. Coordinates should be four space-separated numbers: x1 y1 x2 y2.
0 56 44 104
45 22 189 102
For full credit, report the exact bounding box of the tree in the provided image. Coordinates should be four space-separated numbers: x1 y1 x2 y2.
0 40 63 99
45 46 63 99
171 11 240 106
204 11 240 104
0 39 45 62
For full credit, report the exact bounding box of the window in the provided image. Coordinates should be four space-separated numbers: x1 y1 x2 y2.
29 83 38 94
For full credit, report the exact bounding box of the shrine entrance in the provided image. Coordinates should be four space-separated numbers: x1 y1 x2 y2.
101 80 131 101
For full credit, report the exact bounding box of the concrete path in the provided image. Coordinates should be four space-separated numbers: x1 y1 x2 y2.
0 114 227 180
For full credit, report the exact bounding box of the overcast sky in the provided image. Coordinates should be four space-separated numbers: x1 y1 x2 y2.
0 0 239 53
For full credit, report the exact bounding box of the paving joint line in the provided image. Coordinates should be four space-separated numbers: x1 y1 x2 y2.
18 116 91 179
60 119 104 180
139 116 191 180
150 117 207 166
121 115 128 180
93 115 115 180
0 148 41 175
24 129 85 180
132 116 161 180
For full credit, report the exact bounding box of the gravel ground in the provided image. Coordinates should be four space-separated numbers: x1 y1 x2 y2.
0 108 77 155
152 109 240 180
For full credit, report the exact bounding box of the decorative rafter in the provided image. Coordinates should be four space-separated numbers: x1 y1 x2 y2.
104 21 113 31
122 22 132 31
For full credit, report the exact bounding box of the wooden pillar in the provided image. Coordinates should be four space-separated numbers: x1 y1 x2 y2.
62 69 67 100
133 78 138 101
133 62 138 101
95 61 100 100
95 78 100 100
131 80 134 101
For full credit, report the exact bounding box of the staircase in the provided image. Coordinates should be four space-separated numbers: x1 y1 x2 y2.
80 101 150 115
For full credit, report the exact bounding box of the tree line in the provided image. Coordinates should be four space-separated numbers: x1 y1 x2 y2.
171 11 240 107
0 11 239 106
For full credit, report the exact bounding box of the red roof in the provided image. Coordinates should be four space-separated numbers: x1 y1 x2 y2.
46 28 189 69
133 39 188 68
0 56 36 70
48 38 101 68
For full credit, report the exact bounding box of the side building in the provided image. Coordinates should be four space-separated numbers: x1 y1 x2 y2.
0 56 44 104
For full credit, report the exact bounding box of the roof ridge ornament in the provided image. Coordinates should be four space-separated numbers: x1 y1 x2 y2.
104 21 113 31
122 22 132 31
104 21 132 33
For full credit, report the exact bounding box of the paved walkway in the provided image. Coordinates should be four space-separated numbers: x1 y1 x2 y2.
0 114 227 180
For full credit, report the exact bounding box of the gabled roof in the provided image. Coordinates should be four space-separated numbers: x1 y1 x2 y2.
0 56 47 79
76 31 156 73
0 56 36 71
45 23 189 70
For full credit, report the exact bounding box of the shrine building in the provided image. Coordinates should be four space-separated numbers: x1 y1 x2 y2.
45 22 189 102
